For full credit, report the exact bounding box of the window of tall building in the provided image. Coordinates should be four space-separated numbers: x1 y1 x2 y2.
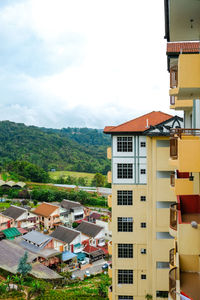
140 142 146 147
140 248 146 254
117 137 133 152
140 196 146 202
118 297 133 300
117 164 133 179
156 291 168 298
118 244 133 258
118 217 133 232
118 270 133 284
140 222 146 228
117 191 133 205
141 274 146 280
140 169 146 175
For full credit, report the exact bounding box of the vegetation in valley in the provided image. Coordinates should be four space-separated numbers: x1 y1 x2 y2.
0 121 111 174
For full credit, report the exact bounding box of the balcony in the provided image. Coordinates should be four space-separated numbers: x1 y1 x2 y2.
107 171 112 184
170 129 200 172
169 54 200 99
169 248 175 268
170 171 194 195
170 96 193 111
107 147 112 159
169 203 178 237
108 241 112 256
169 267 177 300
108 195 112 208
180 272 200 300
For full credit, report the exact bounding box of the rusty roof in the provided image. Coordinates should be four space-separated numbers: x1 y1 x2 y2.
33 202 59 217
167 42 200 54
104 111 173 134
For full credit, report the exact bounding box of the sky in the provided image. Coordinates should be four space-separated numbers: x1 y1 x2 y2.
0 0 179 129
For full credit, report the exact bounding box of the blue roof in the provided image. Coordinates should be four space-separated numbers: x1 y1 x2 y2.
61 251 77 262
77 252 86 261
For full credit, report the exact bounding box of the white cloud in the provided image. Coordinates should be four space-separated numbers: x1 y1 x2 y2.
0 0 181 129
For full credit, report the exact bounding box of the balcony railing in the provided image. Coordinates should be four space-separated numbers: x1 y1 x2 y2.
169 248 175 267
170 172 175 187
169 267 177 300
170 128 200 138
170 203 178 231
170 137 178 159
170 67 178 89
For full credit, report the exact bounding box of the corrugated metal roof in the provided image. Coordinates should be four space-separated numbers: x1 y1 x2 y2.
61 251 77 262
76 221 103 238
50 226 80 244
22 230 52 246
3 227 21 240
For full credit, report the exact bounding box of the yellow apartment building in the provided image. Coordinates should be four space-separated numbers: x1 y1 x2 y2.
164 0 200 299
104 111 183 300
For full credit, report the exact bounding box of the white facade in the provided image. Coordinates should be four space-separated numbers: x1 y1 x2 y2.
112 135 147 185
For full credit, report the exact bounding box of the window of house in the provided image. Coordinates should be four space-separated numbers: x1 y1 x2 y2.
140 222 146 228
118 217 133 232
141 274 146 280
118 297 133 300
140 169 146 175
140 196 146 202
117 191 133 205
117 137 133 152
117 164 133 179
140 142 146 147
140 248 146 254
118 244 133 258
118 270 133 284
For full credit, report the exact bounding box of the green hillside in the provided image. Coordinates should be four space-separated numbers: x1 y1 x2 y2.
0 121 111 174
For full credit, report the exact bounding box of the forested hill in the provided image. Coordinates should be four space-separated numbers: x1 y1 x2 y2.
0 121 111 174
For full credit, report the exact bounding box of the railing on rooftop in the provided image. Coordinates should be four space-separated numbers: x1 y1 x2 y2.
170 203 178 231
169 267 177 300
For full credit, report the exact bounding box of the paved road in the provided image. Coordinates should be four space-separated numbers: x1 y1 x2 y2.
72 259 106 279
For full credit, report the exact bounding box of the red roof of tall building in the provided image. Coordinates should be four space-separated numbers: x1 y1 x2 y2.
167 42 200 54
104 111 173 134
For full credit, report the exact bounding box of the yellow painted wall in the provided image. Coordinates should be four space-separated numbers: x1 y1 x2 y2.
179 223 200 255
179 254 200 272
156 178 176 202
156 269 169 290
177 137 200 172
174 178 194 195
178 54 200 89
156 147 175 171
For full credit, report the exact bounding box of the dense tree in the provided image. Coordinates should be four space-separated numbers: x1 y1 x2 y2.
0 121 111 174
91 173 105 187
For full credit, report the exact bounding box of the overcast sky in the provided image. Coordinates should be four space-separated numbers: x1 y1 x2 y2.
0 0 179 129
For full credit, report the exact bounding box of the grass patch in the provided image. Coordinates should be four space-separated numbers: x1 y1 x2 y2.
0 202 10 209
49 171 95 185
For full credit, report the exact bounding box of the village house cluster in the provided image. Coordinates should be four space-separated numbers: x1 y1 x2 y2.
0 199 111 280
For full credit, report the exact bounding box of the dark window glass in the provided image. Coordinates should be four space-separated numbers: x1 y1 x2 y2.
141 274 146 279
117 191 133 205
140 248 146 254
118 297 133 300
140 196 146 202
140 142 146 147
118 270 133 284
118 217 133 232
117 137 133 152
140 222 146 228
117 164 133 179
118 244 133 258
140 169 146 175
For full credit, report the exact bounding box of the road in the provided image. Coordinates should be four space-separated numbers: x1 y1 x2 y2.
71 259 106 279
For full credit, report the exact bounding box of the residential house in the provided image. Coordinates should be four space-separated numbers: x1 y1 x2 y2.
0 239 61 280
76 220 105 247
60 199 84 225
33 202 60 230
15 230 60 268
50 225 83 253
0 205 38 230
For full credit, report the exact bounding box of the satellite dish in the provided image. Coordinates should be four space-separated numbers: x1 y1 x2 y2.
191 221 198 229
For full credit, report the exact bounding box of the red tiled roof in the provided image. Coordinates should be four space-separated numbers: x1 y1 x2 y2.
84 244 99 253
167 42 200 54
33 203 59 217
104 111 173 134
